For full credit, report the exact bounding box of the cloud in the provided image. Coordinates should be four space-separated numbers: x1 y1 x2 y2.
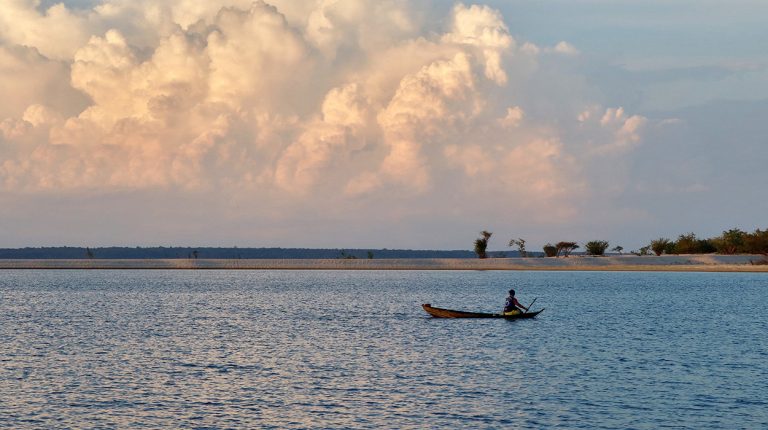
549 41 580 56
442 3 514 85
577 106 648 154
0 0 655 244
274 83 370 193
0 44 86 119
0 0 91 60
498 106 524 128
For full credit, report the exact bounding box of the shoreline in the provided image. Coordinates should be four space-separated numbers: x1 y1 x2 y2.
1 255 767 272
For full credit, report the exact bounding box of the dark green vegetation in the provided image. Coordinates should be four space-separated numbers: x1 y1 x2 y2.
650 238 673 256
641 229 768 255
536 228 768 257
555 241 579 257
540 241 579 257
585 241 610 256
474 231 492 259
468 226 768 258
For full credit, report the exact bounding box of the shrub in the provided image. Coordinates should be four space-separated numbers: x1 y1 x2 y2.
674 233 699 254
743 228 768 254
697 239 717 253
543 243 557 257
555 241 579 257
712 228 746 254
650 238 672 256
585 240 610 256
674 233 717 254
632 246 652 256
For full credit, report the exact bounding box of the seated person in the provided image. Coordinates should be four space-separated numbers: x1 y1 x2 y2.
503 289 528 315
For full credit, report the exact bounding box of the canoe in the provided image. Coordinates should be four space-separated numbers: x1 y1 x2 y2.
422 303 544 319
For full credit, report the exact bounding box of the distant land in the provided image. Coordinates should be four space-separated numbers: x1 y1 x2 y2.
1 255 766 272
0 247 525 259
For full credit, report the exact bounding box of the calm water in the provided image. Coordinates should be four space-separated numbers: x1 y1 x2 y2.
1 270 767 429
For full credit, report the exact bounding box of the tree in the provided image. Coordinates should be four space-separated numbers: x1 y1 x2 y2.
474 230 492 259
674 233 699 254
673 233 716 254
555 241 579 257
712 228 746 254
743 228 768 254
697 239 717 254
508 238 527 257
611 245 624 255
543 243 557 257
664 241 677 255
85 247 94 259
192 250 199 259
632 246 651 256
650 238 671 256
585 240 609 256
367 251 374 259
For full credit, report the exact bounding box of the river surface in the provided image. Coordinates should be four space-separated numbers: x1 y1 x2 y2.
1 270 766 429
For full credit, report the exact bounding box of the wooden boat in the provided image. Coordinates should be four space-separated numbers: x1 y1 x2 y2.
422 303 544 319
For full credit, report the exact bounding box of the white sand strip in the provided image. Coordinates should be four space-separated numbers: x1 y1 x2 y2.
0 255 767 271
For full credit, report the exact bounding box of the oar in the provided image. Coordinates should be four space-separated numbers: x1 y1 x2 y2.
524 297 537 314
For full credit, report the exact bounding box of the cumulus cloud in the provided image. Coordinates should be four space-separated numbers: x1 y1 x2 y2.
577 106 648 154
0 0 91 60
442 3 513 85
0 0 654 239
0 44 86 119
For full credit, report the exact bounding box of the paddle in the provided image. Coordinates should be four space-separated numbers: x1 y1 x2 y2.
524 297 537 314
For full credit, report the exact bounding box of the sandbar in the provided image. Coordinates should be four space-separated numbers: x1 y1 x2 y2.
0 255 767 271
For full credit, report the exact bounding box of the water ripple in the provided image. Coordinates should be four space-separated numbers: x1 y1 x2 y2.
1 270 767 429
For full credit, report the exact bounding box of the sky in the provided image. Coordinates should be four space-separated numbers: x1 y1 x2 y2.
1 0 767 251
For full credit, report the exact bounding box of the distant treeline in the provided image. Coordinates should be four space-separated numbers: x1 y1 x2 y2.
0 247 525 259
475 227 768 259
639 228 768 256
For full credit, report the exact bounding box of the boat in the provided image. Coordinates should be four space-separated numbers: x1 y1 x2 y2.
422 303 544 319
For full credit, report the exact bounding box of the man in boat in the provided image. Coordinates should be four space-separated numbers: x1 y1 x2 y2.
503 289 528 316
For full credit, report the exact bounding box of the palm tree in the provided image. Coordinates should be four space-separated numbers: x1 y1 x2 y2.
474 230 492 259
585 240 610 256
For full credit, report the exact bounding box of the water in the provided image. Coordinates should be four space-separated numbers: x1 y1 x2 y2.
1 270 766 429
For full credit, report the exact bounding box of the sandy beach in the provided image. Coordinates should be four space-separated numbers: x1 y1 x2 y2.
1 255 767 271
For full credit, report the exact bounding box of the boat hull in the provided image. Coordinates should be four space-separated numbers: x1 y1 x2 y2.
422 304 543 319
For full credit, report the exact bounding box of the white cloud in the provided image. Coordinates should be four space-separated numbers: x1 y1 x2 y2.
499 106 524 128
0 44 86 119
0 0 655 245
576 106 648 154
549 41 580 56
442 4 514 85
0 0 91 60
